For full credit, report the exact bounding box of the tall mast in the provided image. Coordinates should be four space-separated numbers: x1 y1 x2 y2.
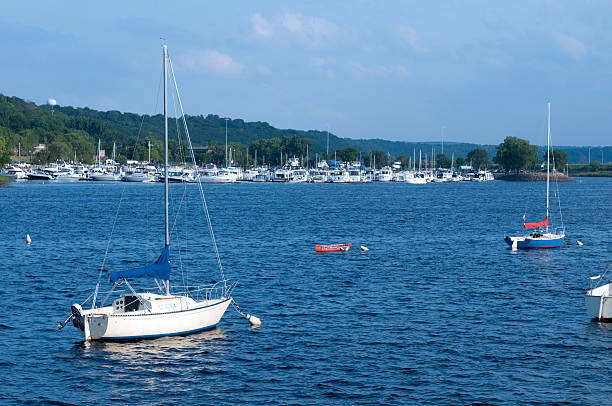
163 44 170 295
546 101 550 233
225 118 228 167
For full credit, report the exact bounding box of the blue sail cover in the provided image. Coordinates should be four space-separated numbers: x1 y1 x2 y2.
109 247 171 283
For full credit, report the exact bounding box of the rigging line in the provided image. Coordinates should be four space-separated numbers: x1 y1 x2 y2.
89 66 162 308
168 74 191 293
168 55 227 295
100 281 120 307
172 91 187 167
170 184 189 292
92 187 126 308
550 136 565 232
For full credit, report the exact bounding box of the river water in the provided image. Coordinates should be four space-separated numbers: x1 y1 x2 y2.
1 178 610 405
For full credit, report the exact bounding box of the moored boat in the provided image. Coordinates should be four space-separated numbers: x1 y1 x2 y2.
504 102 565 249
315 243 352 252
57 44 247 341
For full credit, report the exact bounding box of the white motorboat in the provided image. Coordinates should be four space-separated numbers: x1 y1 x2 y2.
405 172 427 184
376 167 393 182
289 169 308 183
201 167 237 183
58 44 240 341
308 170 327 183
585 264 612 321
27 171 55 180
433 170 453 183
91 171 122 181
329 169 350 183
252 170 270 182
348 168 363 183
123 169 156 182
272 168 291 182
1 166 27 179
471 170 494 182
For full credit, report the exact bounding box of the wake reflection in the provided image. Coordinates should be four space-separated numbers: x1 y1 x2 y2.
70 329 231 397
73 328 230 361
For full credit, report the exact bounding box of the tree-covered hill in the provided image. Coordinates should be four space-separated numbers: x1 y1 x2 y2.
0 93 609 165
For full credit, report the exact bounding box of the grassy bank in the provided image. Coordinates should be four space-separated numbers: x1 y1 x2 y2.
498 173 574 182
568 171 612 177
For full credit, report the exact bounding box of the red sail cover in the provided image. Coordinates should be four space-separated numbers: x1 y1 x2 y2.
524 216 548 229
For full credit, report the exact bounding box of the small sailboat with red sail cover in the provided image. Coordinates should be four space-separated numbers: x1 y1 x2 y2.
315 243 352 253
504 102 565 249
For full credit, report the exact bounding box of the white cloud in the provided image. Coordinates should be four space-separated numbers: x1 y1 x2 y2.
310 57 336 67
552 32 587 60
180 50 243 75
256 64 271 75
347 61 409 79
249 12 340 48
250 13 274 38
394 24 428 52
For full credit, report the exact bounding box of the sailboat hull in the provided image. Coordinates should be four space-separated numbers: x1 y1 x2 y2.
76 297 231 340
504 234 565 249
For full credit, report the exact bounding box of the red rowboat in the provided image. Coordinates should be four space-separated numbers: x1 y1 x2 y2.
315 243 352 253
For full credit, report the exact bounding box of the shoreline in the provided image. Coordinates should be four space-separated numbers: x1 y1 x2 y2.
497 173 574 182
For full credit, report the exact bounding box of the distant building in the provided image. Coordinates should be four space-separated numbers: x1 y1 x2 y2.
93 149 106 161
32 144 46 154
190 145 215 154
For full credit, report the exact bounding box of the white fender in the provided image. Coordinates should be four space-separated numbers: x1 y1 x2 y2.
245 314 262 327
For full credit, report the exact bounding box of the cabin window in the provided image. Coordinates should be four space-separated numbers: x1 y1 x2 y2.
124 295 140 312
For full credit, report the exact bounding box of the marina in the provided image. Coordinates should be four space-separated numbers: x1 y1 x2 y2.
2 160 496 184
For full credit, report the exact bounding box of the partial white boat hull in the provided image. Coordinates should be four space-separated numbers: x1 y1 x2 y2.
74 297 232 340
586 283 612 320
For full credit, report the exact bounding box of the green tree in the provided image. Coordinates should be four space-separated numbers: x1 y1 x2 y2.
397 154 411 169
544 148 568 170
280 135 310 160
0 135 11 165
368 150 387 168
494 136 539 173
251 137 282 165
467 147 489 169
455 157 467 167
336 147 358 162
435 153 452 168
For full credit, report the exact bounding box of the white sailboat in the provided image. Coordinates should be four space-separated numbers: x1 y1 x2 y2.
58 44 257 340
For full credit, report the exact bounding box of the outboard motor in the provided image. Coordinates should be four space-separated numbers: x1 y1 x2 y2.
71 304 84 329
71 304 83 318
57 304 83 330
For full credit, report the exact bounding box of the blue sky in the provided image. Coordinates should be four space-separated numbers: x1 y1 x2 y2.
2 1 611 146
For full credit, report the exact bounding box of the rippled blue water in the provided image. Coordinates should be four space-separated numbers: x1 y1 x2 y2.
1 178 611 405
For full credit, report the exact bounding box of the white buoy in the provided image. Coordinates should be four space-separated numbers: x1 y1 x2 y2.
245 314 262 327
26 234 31 245
360 245 369 252
577 240 584 246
